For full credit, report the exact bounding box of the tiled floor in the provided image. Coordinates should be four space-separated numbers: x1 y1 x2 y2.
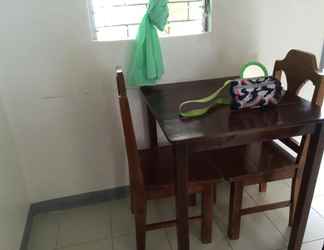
28 167 324 250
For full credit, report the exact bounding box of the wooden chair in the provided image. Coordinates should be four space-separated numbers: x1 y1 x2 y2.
213 50 324 240
116 68 222 250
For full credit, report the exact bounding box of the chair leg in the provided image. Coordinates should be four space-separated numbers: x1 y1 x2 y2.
189 194 197 206
201 185 213 243
135 202 147 250
259 182 267 193
213 183 217 203
228 182 243 240
289 174 301 226
130 191 135 214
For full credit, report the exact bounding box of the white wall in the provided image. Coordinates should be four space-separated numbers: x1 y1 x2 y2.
0 96 29 250
0 0 323 203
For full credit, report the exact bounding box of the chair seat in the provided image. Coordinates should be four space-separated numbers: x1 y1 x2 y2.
139 146 221 198
211 141 297 183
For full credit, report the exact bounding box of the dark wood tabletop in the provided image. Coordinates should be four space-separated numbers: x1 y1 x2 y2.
141 77 324 144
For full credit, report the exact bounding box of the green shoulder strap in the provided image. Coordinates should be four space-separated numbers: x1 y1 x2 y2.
179 80 232 118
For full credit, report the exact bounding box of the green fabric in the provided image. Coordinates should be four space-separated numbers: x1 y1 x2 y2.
179 80 232 118
128 0 169 86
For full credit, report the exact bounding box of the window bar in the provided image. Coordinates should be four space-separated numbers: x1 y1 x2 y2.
111 0 201 8
126 25 130 39
96 18 201 30
203 0 210 32
87 0 98 40
187 2 190 21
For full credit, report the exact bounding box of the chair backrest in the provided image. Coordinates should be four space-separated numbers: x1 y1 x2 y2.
116 68 144 194
273 49 324 106
273 50 324 165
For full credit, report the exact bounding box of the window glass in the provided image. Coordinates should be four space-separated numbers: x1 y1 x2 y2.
89 0 210 41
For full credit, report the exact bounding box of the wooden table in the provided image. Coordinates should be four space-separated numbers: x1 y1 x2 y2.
140 77 324 250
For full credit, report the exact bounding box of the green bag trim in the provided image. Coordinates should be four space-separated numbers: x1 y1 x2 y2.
239 61 269 79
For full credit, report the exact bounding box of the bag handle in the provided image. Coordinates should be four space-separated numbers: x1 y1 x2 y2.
240 61 269 78
179 80 231 118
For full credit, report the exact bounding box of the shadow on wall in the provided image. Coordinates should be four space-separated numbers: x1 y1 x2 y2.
213 0 261 75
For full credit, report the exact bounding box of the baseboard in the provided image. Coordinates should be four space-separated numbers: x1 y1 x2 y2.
31 186 129 214
20 186 129 250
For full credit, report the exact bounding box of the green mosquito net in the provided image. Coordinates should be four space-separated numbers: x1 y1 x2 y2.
127 0 169 86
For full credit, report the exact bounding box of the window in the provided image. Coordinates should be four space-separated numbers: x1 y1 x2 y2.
88 0 211 41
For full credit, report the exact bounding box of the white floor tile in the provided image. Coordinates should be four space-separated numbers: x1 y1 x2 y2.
58 240 112 250
266 207 324 243
314 180 324 198
214 182 286 250
213 181 261 226
152 196 201 223
245 181 291 205
279 238 324 250
303 209 324 243
109 195 201 239
265 207 291 241
312 195 324 217
213 181 231 221
113 230 171 250
228 213 286 250
166 221 232 250
57 203 111 248
282 179 292 187
301 240 324 250
110 198 135 237
28 211 61 250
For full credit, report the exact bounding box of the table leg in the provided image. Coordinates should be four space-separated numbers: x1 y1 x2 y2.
288 123 324 250
147 107 158 149
174 144 190 250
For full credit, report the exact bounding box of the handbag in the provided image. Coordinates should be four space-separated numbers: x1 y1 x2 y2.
179 62 285 118
230 76 284 110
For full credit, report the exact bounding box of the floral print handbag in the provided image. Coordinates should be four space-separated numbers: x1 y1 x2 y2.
230 76 285 110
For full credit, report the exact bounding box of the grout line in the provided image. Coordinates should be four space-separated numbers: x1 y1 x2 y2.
212 199 234 250
151 199 174 250
212 213 235 250
243 187 289 243
55 212 63 249
246 184 324 245
226 240 235 250
302 237 324 244
311 194 324 219
164 228 174 250
56 238 110 250
215 218 235 250
263 209 290 242
109 217 115 250
243 188 257 205
311 206 324 219
310 206 324 219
